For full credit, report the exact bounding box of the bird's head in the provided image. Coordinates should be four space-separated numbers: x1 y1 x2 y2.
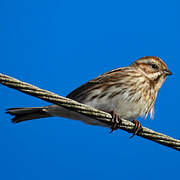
131 56 172 90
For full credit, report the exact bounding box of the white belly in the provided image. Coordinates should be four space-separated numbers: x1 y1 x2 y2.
84 94 144 121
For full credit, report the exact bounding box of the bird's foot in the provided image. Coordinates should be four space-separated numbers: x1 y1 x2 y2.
109 111 122 133
129 120 143 138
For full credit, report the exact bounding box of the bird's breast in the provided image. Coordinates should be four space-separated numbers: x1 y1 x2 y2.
83 87 155 121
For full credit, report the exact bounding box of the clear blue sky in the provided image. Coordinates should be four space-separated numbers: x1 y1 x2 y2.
0 0 179 180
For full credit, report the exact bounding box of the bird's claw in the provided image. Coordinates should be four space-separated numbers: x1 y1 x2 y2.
129 120 143 138
109 111 122 133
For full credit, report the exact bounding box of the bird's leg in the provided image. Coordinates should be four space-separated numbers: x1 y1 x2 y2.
129 120 143 138
109 111 122 133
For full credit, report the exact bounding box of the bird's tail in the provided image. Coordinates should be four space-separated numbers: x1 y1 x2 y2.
6 105 109 127
6 107 52 123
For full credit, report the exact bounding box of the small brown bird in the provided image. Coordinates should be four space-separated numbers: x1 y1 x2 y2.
7 56 172 134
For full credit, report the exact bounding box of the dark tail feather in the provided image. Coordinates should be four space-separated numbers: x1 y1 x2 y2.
6 107 52 123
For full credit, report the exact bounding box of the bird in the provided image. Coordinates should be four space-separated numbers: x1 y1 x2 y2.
6 56 172 135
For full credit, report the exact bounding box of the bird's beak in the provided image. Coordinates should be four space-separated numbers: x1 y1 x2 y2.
164 69 173 76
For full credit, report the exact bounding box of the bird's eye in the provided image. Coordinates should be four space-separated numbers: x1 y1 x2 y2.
151 63 159 70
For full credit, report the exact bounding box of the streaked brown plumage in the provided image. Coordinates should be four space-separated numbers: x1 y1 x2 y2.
7 56 172 131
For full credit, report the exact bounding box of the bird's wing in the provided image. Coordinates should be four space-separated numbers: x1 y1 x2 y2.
66 67 126 101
